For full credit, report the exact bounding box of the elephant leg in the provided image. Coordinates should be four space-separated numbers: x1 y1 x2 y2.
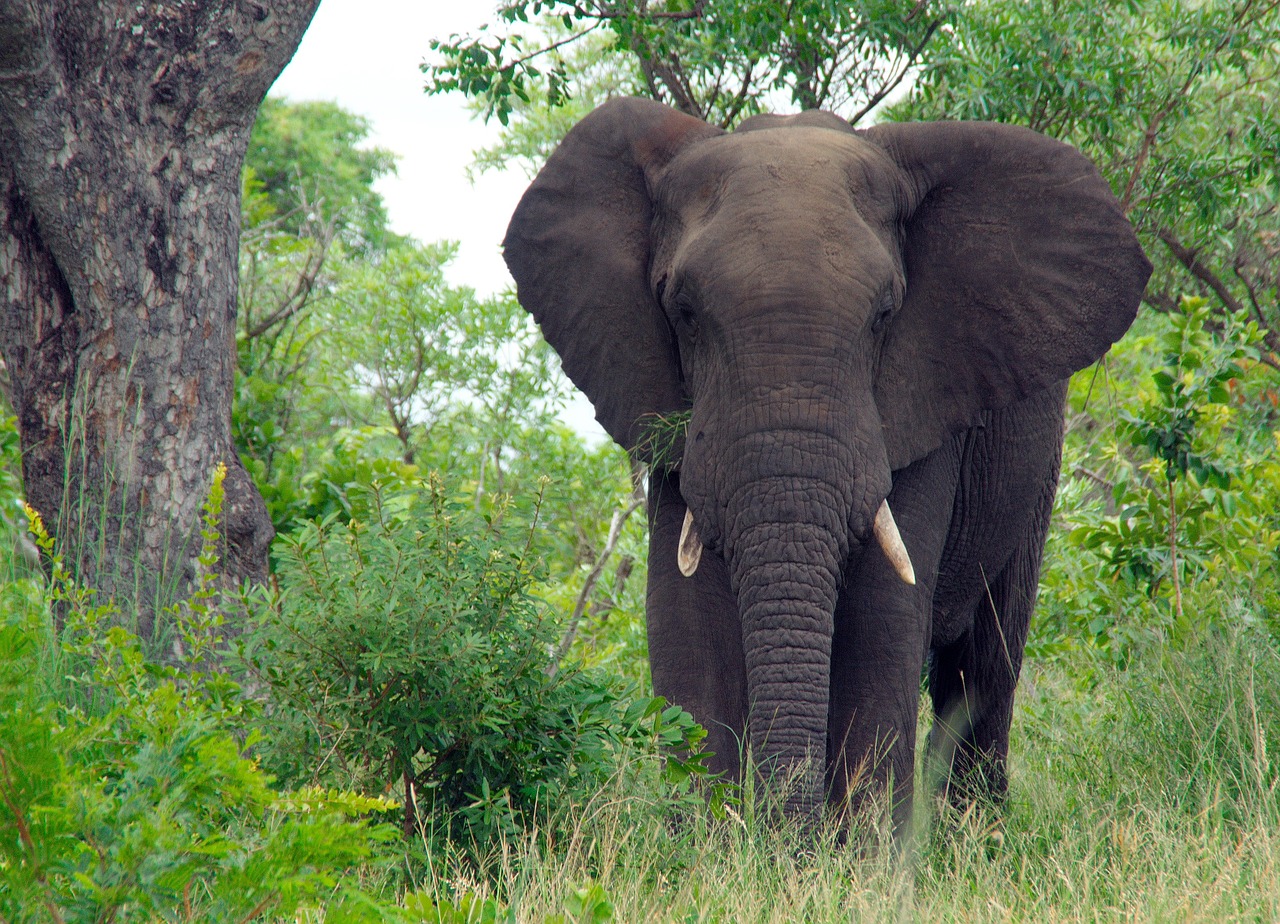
926 387 1062 807
828 446 959 829
646 470 747 780
927 477 1057 807
926 534 1041 806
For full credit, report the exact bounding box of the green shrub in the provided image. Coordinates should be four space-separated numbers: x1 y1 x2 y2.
241 476 720 853
0 476 404 923
1038 300 1280 660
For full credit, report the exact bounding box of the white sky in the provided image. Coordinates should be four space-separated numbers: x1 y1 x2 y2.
271 1 603 437
271 1 527 298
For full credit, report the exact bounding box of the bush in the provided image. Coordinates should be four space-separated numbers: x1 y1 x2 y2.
1037 300 1280 661
0 478 404 923
242 476 719 853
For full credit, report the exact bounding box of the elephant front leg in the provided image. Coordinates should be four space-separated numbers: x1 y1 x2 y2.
828 582 928 832
927 477 1056 808
646 470 747 780
927 384 1064 808
827 449 958 832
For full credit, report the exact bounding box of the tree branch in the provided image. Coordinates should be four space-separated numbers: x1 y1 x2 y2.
718 60 757 127
498 22 603 71
1072 466 1114 491
585 0 707 20
1120 4 1258 212
1142 289 1181 314
243 221 334 340
642 53 702 117
1156 226 1245 314
847 17 944 126
547 486 645 676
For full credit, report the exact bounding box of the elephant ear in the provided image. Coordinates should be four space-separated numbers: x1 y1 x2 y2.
503 97 724 454
863 121 1151 470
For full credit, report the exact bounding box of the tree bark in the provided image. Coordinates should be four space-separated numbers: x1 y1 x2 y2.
0 0 319 634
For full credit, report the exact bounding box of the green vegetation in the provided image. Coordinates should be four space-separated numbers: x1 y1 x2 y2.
242 477 717 849
1 475 403 922
3 1 1279 919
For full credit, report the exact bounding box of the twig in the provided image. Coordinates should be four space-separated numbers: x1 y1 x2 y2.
242 200 335 340
237 892 278 924
1121 99 1178 213
1156 227 1245 315
847 17 944 126
548 489 645 676
1142 290 1182 314
496 22 602 71
1072 466 1114 491
1232 261 1265 320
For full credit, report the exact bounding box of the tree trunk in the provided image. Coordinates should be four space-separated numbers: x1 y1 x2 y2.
0 0 319 635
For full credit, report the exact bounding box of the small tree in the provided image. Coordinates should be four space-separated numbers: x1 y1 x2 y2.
248 478 714 847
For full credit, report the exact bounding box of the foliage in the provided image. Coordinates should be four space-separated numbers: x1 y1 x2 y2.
246 96 399 252
330 241 561 469
426 1 949 130
633 410 691 472
0 414 20 522
464 26 638 180
428 0 1280 377
240 476 722 852
234 99 405 516
1037 301 1280 659
0 474 404 923
0 412 37 580
232 97 648 680
236 141 350 531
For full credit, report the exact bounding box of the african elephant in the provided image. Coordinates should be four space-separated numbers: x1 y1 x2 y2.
503 97 1150 825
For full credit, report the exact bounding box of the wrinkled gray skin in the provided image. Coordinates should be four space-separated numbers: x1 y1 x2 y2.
504 98 1151 825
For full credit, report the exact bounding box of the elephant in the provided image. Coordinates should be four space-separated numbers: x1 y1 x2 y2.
503 97 1151 825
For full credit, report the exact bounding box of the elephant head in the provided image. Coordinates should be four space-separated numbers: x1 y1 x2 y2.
504 97 1149 816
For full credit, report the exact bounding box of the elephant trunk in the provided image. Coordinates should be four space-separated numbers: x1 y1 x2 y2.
679 372 893 819
724 474 852 820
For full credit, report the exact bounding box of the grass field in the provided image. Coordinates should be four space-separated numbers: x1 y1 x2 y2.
407 630 1280 923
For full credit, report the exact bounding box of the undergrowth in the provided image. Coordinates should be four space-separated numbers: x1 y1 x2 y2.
0 468 719 922
410 627 1280 923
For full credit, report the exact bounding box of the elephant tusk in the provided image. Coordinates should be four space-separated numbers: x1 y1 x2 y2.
874 500 916 586
678 508 702 577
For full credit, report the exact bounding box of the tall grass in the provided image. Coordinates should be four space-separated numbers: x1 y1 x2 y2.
409 628 1280 922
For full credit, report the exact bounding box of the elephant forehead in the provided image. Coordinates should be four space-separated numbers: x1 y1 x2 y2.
658 127 901 221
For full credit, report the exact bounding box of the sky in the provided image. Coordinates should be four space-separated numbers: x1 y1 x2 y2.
270 1 528 298
271 1 603 436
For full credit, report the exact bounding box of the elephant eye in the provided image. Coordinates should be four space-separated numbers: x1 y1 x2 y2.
872 289 895 332
674 292 699 337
